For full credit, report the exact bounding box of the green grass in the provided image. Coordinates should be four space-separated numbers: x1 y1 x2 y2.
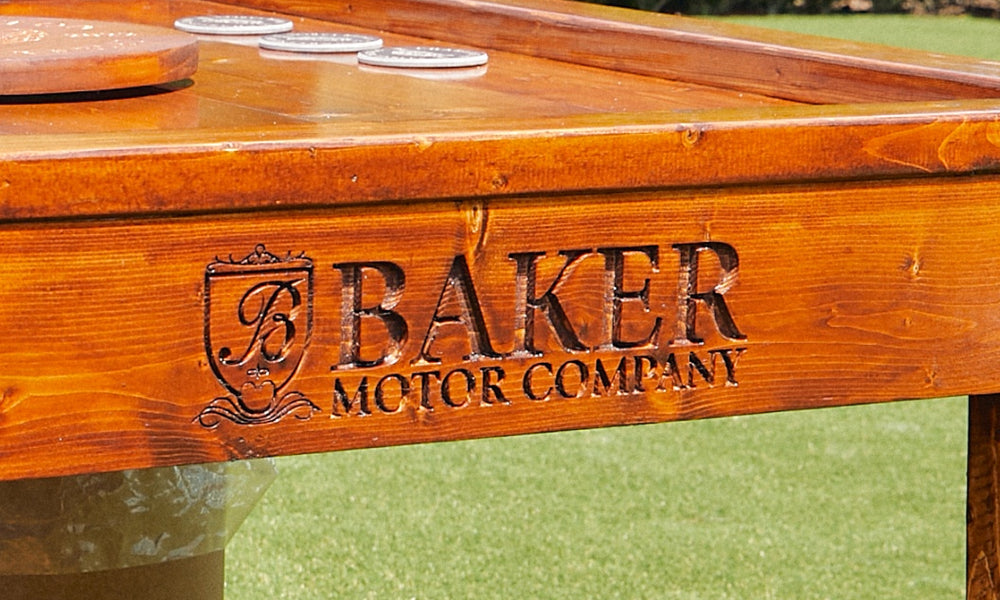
718 14 1000 59
225 16 1000 599
228 399 968 598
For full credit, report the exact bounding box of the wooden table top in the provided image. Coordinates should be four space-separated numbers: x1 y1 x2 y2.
0 2 790 129
2 0 999 220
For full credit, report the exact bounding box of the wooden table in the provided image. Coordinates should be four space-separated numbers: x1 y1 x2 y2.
1 0 1000 596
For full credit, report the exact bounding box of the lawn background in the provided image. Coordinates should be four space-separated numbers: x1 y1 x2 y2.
225 15 1000 599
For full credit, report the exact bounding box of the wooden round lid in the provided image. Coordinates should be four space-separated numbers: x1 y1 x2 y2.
0 16 198 95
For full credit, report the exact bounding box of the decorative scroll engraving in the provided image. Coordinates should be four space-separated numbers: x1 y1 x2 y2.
197 245 320 428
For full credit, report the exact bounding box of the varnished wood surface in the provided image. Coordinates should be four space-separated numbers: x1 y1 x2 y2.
2 99 999 221
3 176 1000 480
968 395 1000 599
224 0 1000 103
0 0 999 489
2 6 1000 597
0 16 198 95
0 1 997 221
0 0 790 132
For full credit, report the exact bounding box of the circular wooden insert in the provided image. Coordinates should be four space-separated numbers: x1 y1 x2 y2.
0 16 198 95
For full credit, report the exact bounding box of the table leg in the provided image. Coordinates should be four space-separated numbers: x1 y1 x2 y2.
969 394 1000 599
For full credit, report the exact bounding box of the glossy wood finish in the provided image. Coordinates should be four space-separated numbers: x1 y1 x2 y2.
222 0 1000 103
3 175 1000 480
1 2 1000 221
0 17 198 95
969 395 1000 600
0 0 996 471
2 4 1000 596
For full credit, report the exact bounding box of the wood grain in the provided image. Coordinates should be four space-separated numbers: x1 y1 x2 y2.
1 103 999 221
0 17 197 95
0 2 997 222
969 395 1000 600
0 0 791 131
0 6 997 597
2 176 1000 480
218 0 1000 103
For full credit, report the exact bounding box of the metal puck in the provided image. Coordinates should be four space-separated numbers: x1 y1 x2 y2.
174 15 294 36
357 46 488 68
259 32 383 53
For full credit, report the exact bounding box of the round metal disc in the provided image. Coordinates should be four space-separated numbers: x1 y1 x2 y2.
259 32 383 53
174 15 293 36
357 46 488 68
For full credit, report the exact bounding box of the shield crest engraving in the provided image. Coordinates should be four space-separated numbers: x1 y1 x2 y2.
197 245 320 427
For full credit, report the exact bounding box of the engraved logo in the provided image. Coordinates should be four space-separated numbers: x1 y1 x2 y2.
197 245 320 428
